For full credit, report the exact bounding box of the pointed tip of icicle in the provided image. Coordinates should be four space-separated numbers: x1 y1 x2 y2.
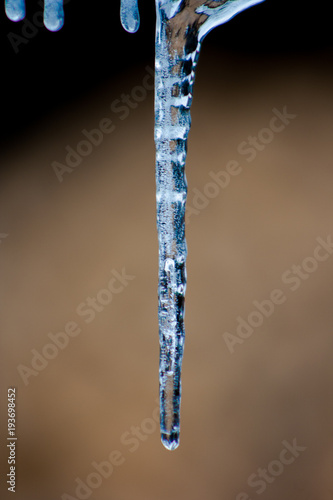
161 432 180 451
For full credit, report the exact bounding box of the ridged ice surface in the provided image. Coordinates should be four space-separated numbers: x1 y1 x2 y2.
154 0 265 450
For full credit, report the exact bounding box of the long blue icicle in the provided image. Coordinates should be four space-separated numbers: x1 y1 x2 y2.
154 0 265 450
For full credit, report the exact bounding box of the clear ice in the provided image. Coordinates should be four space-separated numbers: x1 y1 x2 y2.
4 0 265 450
120 0 140 33
44 0 64 32
5 0 25 21
154 0 264 450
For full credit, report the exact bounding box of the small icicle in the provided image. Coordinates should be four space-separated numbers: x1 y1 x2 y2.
5 0 25 22
120 0 140 33
44 0 64 32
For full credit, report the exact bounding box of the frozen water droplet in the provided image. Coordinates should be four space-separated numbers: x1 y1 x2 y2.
120 0 140 33
44 0 64 32
5 0 25 22
161 431 179 451
160 370 180 450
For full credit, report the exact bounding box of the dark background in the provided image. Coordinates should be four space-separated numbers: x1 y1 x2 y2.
0 1 331 150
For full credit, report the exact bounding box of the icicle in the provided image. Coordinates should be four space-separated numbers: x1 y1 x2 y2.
44 0 64 32
5 0 25 22
120 0 140 33
154 8 193 451
154 0 265 450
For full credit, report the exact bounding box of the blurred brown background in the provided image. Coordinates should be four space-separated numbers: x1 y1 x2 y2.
1 2 333 500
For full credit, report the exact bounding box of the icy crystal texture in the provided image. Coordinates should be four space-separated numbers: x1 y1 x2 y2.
4 0 264 450
120 0 140 33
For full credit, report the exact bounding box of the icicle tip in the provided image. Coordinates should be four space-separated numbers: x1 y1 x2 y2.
161 432 180 451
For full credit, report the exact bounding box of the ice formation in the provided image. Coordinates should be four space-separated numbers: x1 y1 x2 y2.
152 0 264 450
4 0 265 450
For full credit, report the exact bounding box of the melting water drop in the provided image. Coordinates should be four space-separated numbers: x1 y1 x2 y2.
120 0 140 33
5 0 64 31
5 0 25 22
44 0 64 32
